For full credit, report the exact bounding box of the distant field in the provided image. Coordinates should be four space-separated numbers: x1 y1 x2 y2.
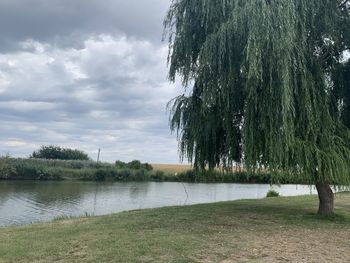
152 164 244 173
151 164 192 173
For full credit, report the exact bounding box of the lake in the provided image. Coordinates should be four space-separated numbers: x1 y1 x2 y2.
0 181 317 227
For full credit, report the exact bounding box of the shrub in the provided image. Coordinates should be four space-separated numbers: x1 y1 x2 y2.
142 163 153 171
0 156 17 179
266 190 280 198
115 160 153 171
127 160 142 170
132 169 147 181
0 157 309 184
117 169 132 180
31 145 90 161
150 171 165 181
71 168 95 180
176 170 197 182
115 160 127 169
45 168 65 180
94 169 107 181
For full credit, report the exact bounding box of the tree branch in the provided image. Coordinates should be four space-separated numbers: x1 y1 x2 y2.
339 0 349 9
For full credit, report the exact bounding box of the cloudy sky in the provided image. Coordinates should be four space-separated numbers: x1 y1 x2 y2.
0 0 184 163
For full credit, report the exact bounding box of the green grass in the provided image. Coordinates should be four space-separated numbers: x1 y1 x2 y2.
1 193 350 262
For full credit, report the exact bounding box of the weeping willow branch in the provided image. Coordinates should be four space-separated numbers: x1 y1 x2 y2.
339 0 349 8
164 0 350 185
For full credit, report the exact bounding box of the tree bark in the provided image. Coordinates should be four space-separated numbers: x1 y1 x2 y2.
315 182 334 216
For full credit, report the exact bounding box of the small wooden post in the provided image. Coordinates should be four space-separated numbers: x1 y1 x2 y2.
97 148 101 162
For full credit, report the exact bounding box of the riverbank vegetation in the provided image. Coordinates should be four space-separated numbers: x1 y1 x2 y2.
0 157 154 182
30 145 90 161
0 156 310 184
1 193 349 262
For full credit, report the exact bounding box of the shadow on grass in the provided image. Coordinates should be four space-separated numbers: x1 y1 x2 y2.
171 195 350 228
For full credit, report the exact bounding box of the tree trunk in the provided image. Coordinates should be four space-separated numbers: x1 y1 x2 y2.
315 182 334 216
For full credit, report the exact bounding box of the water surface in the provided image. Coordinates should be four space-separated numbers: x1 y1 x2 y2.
0 181 316 227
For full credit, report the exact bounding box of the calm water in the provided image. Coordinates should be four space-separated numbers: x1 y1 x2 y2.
0 181 317 227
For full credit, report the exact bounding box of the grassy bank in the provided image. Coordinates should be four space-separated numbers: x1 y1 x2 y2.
0 194 349 262
0 157 156 182
0 157 309 184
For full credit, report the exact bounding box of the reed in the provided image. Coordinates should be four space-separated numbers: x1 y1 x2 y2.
0 157 308 184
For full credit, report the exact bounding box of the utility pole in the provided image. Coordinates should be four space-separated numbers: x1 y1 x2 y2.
97 148 101 162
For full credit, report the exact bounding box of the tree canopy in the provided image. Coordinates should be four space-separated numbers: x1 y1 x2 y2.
31 145 90 161
164 0 350 188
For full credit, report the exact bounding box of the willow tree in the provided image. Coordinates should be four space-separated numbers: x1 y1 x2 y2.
164 0 350 215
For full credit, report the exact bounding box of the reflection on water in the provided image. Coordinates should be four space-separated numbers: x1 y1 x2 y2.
0 181 316 227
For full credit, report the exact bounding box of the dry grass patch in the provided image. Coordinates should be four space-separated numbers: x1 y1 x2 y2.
152 163 193 173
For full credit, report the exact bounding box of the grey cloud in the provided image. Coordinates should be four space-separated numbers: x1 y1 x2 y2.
0 0 170 52
0 0 183 163
0 34 181 163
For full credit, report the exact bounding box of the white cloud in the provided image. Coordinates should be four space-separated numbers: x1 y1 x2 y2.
2 139 35 148
0 0 185 163
0 100 57 111
0 34 182 163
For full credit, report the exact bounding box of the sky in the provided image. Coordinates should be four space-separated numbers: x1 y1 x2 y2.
0 0 184 163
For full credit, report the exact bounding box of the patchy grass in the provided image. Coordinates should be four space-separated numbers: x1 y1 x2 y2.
1 194 350 263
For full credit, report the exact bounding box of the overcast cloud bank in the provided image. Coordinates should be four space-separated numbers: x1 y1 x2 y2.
0 0 183 163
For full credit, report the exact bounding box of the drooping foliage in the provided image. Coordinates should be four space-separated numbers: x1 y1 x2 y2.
165 0 350 185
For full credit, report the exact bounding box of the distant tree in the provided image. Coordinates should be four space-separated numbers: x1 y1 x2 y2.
31 145 90 161
164 0 350 215
128 160 143 170
115 160 127 169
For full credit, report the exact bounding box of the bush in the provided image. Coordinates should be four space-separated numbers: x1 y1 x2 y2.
176 170 197 182
266 190 280 198
132 169 147 180
94 169 107 181
115 160 127 169
115 160 153 171
0 156 17 179
0 157 309 184
1 158 156 182
127 160 142 170
117 169 132 180
150 171 165 181
31 145 90 161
